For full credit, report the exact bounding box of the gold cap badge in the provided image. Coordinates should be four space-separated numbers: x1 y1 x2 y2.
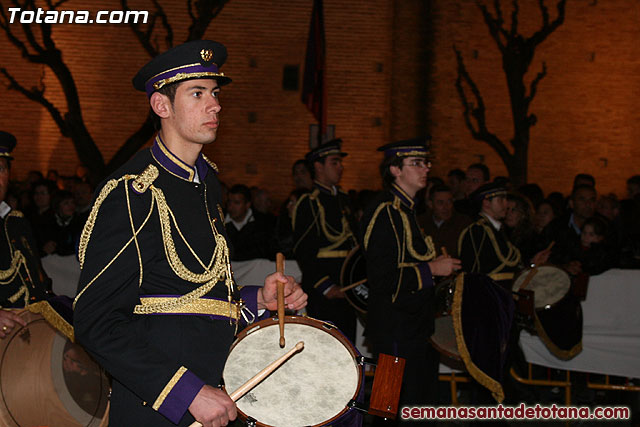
200 49 213 62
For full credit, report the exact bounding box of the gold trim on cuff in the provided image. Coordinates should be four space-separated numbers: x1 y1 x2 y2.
26 301 75 342
153 366 187 411
488 272 514 282
317 250 349 258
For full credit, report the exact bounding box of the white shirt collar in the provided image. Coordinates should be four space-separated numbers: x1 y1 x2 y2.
0 201 11 219
433 215 445 228
225 208 254 230
481 212 502 231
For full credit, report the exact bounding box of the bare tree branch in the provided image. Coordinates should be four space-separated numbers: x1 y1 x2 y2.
477 1 507 54
454 46 512 163
151 0 173 48
0 67 66 132
122 0 161 57
509 0 519 37
529 0 566 47
524 61 546 110
187 0 229 40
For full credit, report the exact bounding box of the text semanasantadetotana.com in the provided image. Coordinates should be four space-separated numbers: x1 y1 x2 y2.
401 403 630 421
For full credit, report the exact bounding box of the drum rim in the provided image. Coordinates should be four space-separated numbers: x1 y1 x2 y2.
429 316 462 362
512 264 571 308
0 311 108 426
225 315 364 427
339 246 368 314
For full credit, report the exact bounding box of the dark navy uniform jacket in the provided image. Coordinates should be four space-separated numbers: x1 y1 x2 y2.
457 214 521 288
0 203 50 307
361 183 437 346
73 137 262 426
292 181 357 338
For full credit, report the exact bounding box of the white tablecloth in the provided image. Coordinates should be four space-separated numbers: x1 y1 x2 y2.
42 256 304 297
520 269 640 378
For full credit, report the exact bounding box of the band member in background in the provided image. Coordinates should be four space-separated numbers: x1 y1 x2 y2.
362 138 460 421
73 40 306 427
458 183 550 288
292 139 357 340
0 131 50 338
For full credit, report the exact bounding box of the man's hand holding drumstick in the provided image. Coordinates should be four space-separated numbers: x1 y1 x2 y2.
427 247 461 277
188 259 307 426
257 263 307 313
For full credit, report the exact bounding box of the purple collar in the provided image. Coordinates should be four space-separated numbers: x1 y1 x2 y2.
150 135 210 182
391 183 415 210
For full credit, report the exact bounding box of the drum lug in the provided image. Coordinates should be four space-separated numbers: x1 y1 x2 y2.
245 416 257 426
357 355 377 367
348 399 368 413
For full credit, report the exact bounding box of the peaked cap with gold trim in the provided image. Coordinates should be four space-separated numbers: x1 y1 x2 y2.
305 138 347 163
133 40 232 98
469 182 507 203
0 131 17 160
377 136 431 158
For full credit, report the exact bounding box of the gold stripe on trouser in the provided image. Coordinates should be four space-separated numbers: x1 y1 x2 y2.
134 297 240 320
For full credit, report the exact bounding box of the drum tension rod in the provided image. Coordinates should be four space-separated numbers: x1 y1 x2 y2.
348 399 369 413
357 355 377 367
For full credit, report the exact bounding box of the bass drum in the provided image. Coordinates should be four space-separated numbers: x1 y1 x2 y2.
339 246 368 315
0 310 109 427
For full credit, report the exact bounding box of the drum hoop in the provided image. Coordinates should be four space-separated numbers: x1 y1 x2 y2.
0 311 108 426
513 265 571 308
429 316 462 362
226 315 364 427
339 246 368 314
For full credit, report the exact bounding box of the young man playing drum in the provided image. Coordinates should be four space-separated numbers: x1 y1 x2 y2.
73 40 307 427
361 138 460 421
0 131 50 338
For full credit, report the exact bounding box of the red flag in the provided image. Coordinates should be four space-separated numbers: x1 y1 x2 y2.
301 0 327 139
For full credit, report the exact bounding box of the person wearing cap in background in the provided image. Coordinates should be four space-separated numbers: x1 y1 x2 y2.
72 40 307 427
457 183 551 289
292 139 358 341
361 138 460 420
0 131 51 339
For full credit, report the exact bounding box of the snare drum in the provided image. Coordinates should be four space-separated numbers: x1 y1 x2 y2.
0 310 109 427
512 265 570 309
340 246 368 315
223 316 363 427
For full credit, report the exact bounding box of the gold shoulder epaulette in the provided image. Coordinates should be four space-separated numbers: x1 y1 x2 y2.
202 155 219 173
132 164 159 194
7 210 23 218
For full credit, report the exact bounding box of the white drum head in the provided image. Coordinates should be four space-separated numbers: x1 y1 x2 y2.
513 266 571 308
224 321 360 427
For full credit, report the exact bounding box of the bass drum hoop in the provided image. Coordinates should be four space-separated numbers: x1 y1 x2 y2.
0 310 109 427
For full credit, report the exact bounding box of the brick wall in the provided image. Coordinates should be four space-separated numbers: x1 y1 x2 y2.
1 0 638 207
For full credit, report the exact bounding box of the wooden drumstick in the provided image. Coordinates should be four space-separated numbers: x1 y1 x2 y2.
276 252 286 348
189 341 305 427
339 278 367 292
441 246 449 258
